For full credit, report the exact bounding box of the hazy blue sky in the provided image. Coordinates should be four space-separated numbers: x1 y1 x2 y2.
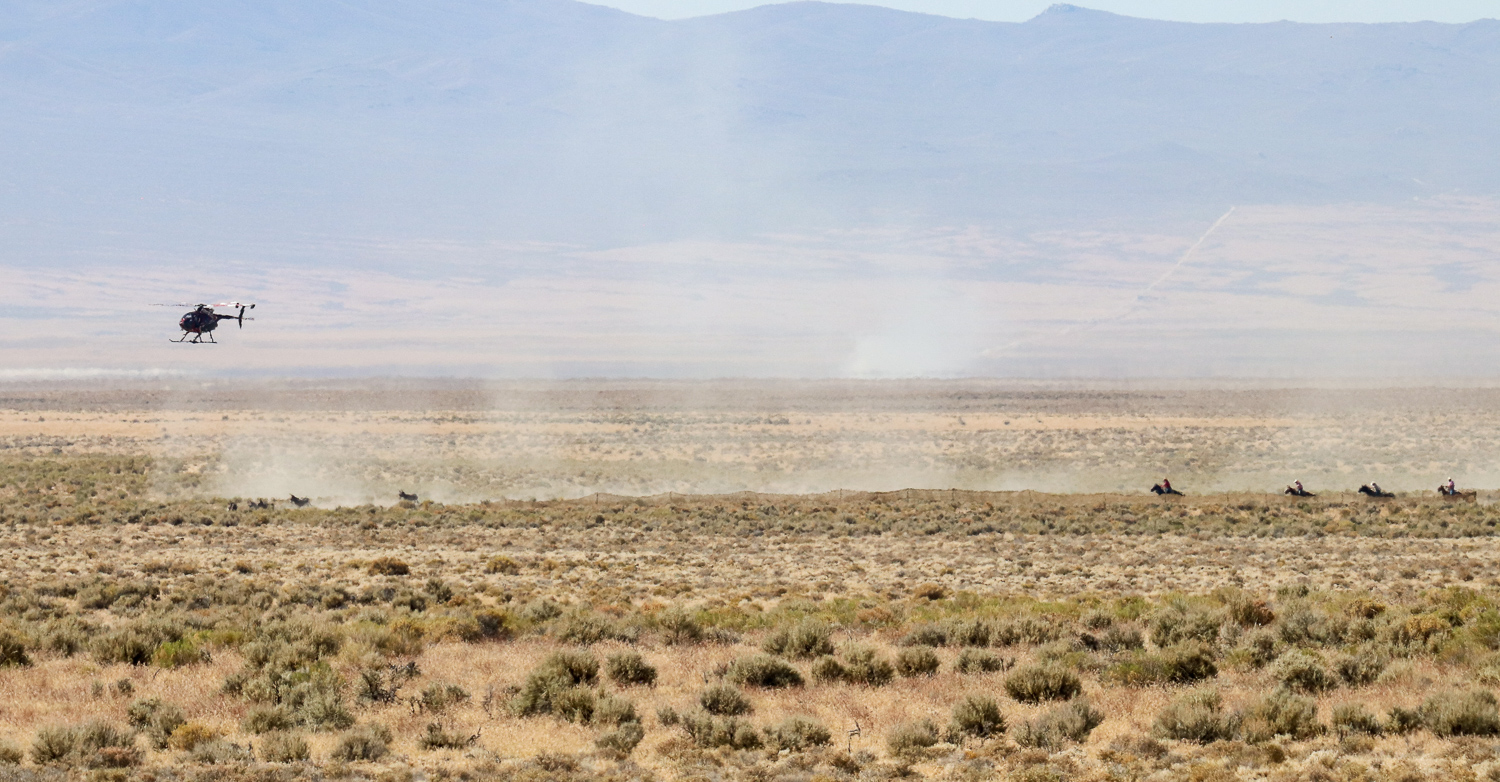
591 0 1500 23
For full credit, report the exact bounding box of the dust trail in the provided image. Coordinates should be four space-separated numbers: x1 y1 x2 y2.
982 206 1236 357
1140 206 1236 297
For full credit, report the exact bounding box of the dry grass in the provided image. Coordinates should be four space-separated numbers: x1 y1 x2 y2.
6 383 1500 780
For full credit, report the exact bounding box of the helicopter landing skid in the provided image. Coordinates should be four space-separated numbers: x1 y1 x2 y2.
171 333 216 344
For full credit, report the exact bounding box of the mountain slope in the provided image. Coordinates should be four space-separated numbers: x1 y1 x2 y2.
1 0 1498 257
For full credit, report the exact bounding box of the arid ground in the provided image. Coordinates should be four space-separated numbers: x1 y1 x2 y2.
4 380 1500 781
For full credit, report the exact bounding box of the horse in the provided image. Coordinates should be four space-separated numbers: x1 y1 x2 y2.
1358 485 1394 498
248 499 270 510
1284 487 1315 497
289 494 311 507
1439 488 1478 503
1151 484 1184 496
398 491 418 502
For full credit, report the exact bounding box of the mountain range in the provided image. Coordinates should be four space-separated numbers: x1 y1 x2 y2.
3 1 1500 376
4 1 1498 256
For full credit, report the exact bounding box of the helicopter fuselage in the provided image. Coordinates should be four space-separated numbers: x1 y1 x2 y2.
179 307 223 334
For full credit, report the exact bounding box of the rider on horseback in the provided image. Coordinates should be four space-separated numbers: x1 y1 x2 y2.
1445 477 1456 495
1162 478 1173 493
1370 481 1383 495
1294 480 1304 494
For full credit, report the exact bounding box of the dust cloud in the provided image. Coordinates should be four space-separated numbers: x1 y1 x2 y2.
7 379 1500 503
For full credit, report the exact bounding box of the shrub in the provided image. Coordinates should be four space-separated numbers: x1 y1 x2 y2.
1236 628 1280 668
355 661 421 704
513 650 603 717
259 732 310 763
1271 649 1337 694
289 670 355 730
418 723 472 750
243 705 295 734
191 739 253 764
1082 611 1114 631
555 612 632 645
331 723 392 762
606 652 658 687
842 646 895 687
658 607 705 645
1016 698 1104 749
949 620 993 648
421 682 470 713
1387 706 1423 735
153 638 208 668
0 627 32 667
514 669 579 718
1332 703 1382 735
1240 690 1324 742
811 655 847 683
993 616 1063 647
522 599 562 623
1229 596 1276 627
1104 642 1217 687
895 646 941 677
700 684 753 716
1005 664 1082 704
127 698 186 748
468 608 513 641
950 695 1006 740
1149 606 1222 647
44 618 92 658
595 694 638 726
552 687 597 724
913 582 947 600
595 721 645 757
1343 598 1386 620
168 722 221 752
0 740 21 765
1420 690 1500 737
92 628 156 666
762 621 835 659
1152 689 1237 743
91 745 144 769
764 716 833 751
543 650 601 687
901 624 949 647
1334 647 1388 687
1098 625 1144 652
656 705 681 726
34 721 140 768
485 555 522 575
726 654 804 688
887 719 940 756
31 726 78 764
681 712 763 749
367 557 410 576
955 648 1008 674
1389 614 1450 649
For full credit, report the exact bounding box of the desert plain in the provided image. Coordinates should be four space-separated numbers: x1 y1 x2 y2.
5 380 1500 781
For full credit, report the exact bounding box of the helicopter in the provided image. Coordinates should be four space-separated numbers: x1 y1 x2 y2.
157 302 256 343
